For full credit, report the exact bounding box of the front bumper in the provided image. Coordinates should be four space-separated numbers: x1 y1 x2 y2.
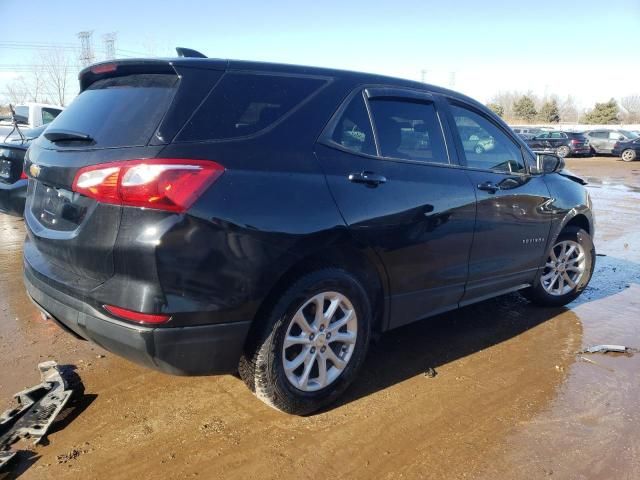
24 264 251 376
0 179 27 217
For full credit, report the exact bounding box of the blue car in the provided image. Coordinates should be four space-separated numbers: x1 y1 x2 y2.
0 125 46 216
612 137 640 162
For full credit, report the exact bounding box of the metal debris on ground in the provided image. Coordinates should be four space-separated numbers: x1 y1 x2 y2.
0 361 73 470
423 367 438 378
578 344 639 355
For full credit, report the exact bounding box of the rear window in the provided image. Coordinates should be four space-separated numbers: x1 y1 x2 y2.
178 72 327 141
44 74 178 148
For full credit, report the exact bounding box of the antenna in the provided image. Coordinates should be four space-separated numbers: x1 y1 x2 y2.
103 32 117 60
77 31 95 67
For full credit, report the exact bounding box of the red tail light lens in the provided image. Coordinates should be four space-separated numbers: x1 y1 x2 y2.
104 305 171 324
72 159 224 212
20 170 28 180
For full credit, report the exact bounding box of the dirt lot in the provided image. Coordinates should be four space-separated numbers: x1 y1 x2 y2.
1 157 639 480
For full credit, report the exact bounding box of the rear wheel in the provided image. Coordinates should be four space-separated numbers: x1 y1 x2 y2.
522 227 595 307
621 149 637 162
557 145 571 158
239 268 371 415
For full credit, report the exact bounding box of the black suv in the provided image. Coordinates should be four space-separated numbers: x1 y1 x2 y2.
525 131 591 158
23 51 595 414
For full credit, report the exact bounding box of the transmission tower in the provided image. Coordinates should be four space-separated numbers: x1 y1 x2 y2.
77 31 95 67
103 33 117 60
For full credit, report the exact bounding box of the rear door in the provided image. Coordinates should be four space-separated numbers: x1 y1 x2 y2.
443 100 552 303
315 87 476 329
24 64 221 290
588 131 607 152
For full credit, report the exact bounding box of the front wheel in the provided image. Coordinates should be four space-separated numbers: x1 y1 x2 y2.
621 149 637 162
239 268 371 415
521 227 595 307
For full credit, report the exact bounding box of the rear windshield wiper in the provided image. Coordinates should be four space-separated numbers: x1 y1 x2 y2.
44 129 95 143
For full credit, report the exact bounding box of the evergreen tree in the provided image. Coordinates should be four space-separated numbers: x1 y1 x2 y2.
583 99 619 124
513 96 537 122
486 103 504 117
538 100 560 123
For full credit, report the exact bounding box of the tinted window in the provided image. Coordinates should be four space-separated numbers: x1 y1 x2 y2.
329 93 375 155
589 131 607 139
41 107 62 125
369 99 448 163
549 132 566 139
15 106 28 120
609 131 623 140
180 73 326 141
450 104 525 173
45 74 178 148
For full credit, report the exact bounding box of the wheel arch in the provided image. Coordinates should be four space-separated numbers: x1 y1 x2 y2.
247 240 389 348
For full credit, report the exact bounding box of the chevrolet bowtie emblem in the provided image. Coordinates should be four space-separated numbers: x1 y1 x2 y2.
29 164 41 178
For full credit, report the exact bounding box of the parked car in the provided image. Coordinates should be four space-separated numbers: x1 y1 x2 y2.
612 137 640 162
517 133 536 141
23 51 596 415
0 103 63 139
0 125 46 217
512 127 543 137
525 131 591 158
584 129 639 155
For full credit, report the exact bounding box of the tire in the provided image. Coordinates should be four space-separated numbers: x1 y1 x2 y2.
238 268 371 415
621 149 637 162
521 227 595 307
557 145 571 158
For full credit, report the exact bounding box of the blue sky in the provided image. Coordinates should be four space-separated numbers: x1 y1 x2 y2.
1 0 638 108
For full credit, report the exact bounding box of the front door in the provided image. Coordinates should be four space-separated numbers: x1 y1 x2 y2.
315 88 476 329
444 101 553 304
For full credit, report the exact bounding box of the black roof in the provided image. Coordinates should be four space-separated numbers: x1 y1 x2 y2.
80 56 485 110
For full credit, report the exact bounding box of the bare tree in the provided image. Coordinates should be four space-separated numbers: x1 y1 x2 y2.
5 70 48 105
620 95 640 123
559 95 579 123
39 48 73 106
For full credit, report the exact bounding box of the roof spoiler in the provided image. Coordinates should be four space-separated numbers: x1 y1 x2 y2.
176 47 207 58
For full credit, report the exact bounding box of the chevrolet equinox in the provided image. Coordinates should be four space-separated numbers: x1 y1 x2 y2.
22 49 595 414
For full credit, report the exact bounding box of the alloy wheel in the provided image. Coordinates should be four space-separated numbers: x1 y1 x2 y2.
282 291 358 392
541 240 586 296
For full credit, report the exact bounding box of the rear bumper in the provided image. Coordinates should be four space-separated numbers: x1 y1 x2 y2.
24 264 251 376
0 179 27 217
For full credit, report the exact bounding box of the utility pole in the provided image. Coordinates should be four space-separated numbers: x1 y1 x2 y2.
103 33 117 60
77 31 95 67
448 71 456 88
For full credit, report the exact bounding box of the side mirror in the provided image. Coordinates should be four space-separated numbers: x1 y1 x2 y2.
618 136 625 141
531 153 564 175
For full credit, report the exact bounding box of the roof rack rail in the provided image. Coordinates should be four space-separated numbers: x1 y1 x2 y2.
175 47 207 58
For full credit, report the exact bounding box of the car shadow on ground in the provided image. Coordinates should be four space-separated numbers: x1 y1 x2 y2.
332 254 640 412
332 292 566 411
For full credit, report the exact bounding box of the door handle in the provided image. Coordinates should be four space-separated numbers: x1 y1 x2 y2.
477 181 500 193
348 171 387 187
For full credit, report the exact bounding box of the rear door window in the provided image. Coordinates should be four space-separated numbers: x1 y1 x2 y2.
178 73 327 141
43 74 179 148
327 93 376 155
450 104 526 174
41 107 62 125
368 98 448 164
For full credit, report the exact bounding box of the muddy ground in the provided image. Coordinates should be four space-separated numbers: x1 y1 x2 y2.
1 157 639 480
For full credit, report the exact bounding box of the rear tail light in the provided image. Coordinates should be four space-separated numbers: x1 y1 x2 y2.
613 142 620 149
20 170 28 180
570 139 581 145
72 159 224 212
104 304 171 324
